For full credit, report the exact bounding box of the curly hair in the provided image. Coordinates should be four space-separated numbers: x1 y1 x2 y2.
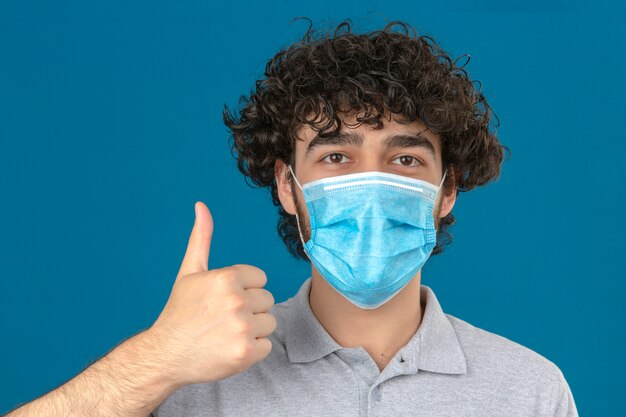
222 17 511 261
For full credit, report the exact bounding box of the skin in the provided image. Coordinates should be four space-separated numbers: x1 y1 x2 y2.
275 109 457 372
5 109 456 417
6 207 277 415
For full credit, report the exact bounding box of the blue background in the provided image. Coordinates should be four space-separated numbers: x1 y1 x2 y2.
1 1 624 415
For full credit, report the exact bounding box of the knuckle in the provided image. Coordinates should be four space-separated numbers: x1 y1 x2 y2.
248 264 262 274
214 269 235 287
230 263 247 272
226 294 247 312
233 341 252 361
234 319 251 335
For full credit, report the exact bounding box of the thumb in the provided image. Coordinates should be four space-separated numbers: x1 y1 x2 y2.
177 201 213 279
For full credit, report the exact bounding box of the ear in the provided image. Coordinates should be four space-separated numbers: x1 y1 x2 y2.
437 167 457 219
275 159 297 215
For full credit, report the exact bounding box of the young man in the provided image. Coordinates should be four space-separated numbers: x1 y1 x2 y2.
5 19 577 417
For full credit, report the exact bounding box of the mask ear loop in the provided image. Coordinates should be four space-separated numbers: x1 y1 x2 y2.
287 164 308 246
438 167 448 189
287 164 303 191
294 212 307 247
433 167 448 219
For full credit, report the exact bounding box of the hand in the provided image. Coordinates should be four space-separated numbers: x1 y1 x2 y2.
148 201 276 386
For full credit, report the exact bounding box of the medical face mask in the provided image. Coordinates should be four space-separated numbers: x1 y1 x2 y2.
288 164 447 310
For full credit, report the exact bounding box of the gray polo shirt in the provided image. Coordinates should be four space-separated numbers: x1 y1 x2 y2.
151 277 578 416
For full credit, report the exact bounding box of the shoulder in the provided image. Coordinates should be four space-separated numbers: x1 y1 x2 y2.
447 313 563 375
446 312 570 401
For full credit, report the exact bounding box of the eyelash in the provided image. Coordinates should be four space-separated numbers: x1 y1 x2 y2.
320 153 423 167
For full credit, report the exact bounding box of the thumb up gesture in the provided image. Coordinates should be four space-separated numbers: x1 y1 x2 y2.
148 202 276 387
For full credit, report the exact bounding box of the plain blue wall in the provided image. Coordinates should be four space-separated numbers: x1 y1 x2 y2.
1 1 624 415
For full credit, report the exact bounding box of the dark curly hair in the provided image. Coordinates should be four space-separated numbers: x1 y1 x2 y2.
222 17 511 261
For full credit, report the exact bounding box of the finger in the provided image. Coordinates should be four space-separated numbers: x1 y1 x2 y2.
228 264 268 289
243 288 275 313
250 313 278 338
177 201 213 279
250 337 273 362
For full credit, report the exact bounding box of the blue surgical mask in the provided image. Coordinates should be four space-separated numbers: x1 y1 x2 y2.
288 165 447 309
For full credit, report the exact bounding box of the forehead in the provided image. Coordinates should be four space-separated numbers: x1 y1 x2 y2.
294 110 442 153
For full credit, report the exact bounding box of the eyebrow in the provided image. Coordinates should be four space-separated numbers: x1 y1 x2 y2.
304 131 437 160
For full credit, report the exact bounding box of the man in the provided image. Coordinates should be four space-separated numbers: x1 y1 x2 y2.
5 19 578 417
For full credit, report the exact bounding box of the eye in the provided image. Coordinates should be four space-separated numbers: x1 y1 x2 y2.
391 155 422 167
321 153 350 164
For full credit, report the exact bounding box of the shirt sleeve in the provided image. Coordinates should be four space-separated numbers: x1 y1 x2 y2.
552 371 579 417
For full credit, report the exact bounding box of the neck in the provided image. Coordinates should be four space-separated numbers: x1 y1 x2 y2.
308 267 424 371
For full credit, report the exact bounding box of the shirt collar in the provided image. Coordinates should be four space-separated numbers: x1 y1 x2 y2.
284 277 467 375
